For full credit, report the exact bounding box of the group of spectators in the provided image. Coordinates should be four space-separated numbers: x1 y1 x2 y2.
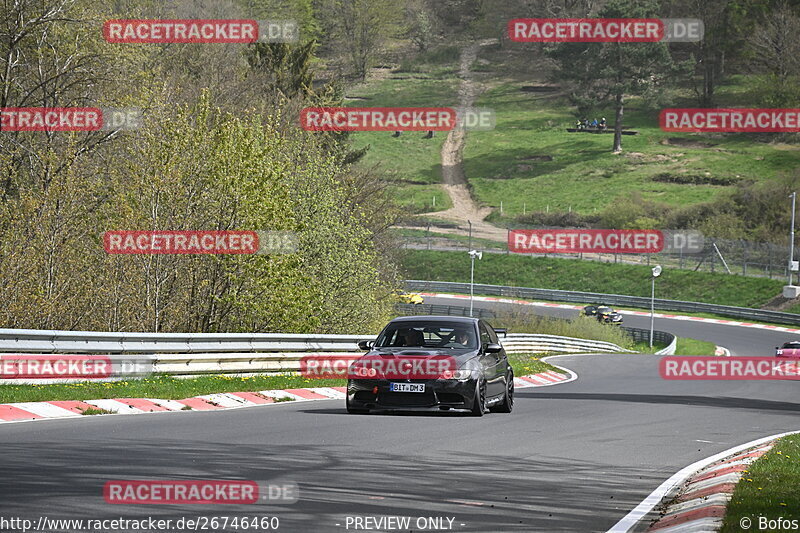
575 117 607 130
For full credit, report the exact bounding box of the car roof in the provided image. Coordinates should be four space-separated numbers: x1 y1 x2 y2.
389 316 480 325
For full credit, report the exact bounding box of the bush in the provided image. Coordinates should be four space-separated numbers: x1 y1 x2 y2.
491 307 635 350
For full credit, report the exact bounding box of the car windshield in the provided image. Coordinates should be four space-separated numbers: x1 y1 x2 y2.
374 322 478 349
597 307 613 314
782 342 800 349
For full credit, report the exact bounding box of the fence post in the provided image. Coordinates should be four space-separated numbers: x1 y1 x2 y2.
742 240 747 276
710 244 715 273
768 243 772 278
427 223 431 250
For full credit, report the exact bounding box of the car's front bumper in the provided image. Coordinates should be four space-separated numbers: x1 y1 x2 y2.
347 378 477 412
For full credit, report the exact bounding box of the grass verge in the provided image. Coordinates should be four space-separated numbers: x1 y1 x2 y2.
507 353 562 377
675 337 718 356
80 407 114 416
0 374 345 404
721 434 800 532
493 305 637 350
402 249 785 309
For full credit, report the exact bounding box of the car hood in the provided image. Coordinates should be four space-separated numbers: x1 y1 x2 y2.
364 348 478 361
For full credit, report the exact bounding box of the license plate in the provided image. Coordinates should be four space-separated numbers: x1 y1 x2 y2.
389 383 425 393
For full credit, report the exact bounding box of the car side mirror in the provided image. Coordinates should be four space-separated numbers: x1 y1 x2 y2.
485 343 502 354
358 340 374 350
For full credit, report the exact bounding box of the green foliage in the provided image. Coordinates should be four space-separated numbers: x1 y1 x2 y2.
493 307 636 350
317 0 402 79
246 41 319 98
101 94 393 334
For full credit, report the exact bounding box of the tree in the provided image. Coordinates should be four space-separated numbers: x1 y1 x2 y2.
666 0 763 106
404 0 437 52
746 1 800 106
319 0 399 80
548 0 684 153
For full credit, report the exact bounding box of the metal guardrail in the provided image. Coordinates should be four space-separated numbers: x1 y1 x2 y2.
394 303 496 319
0 329 373 382
0 328 373 354
0 321 672 384
405 280 800 326
623 327 676 355
502 333 634 355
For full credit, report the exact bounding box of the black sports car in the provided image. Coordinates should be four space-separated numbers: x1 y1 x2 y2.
347 316 514 416
595 306 623 325
582 304 601 317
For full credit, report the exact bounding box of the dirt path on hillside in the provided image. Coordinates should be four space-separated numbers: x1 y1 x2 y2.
415 39 508 243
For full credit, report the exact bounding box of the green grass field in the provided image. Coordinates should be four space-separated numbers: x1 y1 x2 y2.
402 249 785 308
345 58 461 213
675 337 718 356
464 73 800 221
349 41 800 223
721 435 800 532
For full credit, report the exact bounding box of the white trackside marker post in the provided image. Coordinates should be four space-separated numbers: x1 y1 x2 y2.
469 250 482 317
790 191 796 287
783 192 799 298
650 265 662 349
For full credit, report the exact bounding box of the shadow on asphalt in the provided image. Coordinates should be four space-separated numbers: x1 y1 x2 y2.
0 438 664 532
298 408 474 417
518 391 800 413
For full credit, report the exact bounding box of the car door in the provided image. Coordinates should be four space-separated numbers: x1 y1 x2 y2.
478 321 503 398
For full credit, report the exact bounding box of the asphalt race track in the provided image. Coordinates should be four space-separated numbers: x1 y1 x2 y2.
423 295 797 357
1 298 799 533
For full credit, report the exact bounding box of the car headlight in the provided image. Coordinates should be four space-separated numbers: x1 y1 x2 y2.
440 362 478 381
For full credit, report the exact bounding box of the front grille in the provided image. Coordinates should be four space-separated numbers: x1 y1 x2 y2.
379 392 436 407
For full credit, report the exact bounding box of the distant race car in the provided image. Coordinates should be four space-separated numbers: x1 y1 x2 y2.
394 291 424 305
775 341 800 358
581 304 601 317
595 306 623 325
